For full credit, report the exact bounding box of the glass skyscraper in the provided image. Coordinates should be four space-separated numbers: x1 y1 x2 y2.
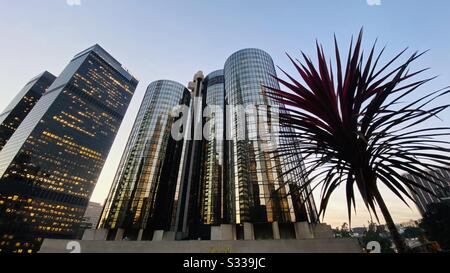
224 48 317 224
173 70 227 237
99 80 190 240
0 45 138 253
97 48 317 242
0 71 56 151
200 70 226 225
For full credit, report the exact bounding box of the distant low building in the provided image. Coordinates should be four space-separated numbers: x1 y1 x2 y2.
398 220 420 229
351 227 367 237
376 225 388 234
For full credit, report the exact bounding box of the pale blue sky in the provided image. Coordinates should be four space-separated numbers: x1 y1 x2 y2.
1 0 449 227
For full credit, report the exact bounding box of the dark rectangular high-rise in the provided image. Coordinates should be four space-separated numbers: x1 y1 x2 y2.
0 71 56 151
406 168 450 216
0 45 138 253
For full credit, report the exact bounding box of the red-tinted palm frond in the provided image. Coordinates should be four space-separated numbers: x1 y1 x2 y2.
266 30 450 251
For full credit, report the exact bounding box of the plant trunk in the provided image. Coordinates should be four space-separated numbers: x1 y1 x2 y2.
373 186 409 253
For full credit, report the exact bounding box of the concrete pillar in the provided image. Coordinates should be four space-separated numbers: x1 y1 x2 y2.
211 226 222 241
313 223 334 239
175 232 186 241
243 223 255 240
82 229 95 241
137 229 144 241
94 229 108 241
272 222 281 240
115 228 125 241
163 231 176 241
220 224 236 241
294 222 314 239
152 230 164 241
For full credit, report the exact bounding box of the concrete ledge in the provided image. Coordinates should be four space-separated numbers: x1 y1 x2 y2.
39 238 362 253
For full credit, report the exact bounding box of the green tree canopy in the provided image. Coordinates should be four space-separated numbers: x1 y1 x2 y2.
361 222 395 253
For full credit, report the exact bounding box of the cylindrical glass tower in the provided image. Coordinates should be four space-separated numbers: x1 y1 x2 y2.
200 70 225 225
224 48 317 224
99 80 190 240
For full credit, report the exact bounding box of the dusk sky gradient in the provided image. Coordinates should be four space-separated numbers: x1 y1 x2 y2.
1 0 449 227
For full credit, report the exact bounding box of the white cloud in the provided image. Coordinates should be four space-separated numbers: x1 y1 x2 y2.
66 0 81 6
367 0 382 6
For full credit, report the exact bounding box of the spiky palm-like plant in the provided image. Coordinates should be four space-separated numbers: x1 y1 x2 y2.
266 30 450 253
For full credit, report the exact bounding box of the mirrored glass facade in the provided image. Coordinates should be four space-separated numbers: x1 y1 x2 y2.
0 71 56 151
96 48 318 242
99 80 190 240
224 48 317 224
0 45 138 253
200 70 225 225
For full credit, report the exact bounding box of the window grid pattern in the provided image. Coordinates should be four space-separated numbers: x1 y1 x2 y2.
200 70 225 225
0 72 56 151
407 169 450 216
0 47 137 253
99 80 190 238
224 48 312 224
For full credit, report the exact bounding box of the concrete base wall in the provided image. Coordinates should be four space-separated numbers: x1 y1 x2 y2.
163 231 176 241
243 223 255 240
39 238 362 253
137 229 144 241
82 229 108 241
152 230 164 241
272 222 281 240
294 222 314 239
211 226 222 241
115 229 125 241
220 224 237 241
313 223 334 239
